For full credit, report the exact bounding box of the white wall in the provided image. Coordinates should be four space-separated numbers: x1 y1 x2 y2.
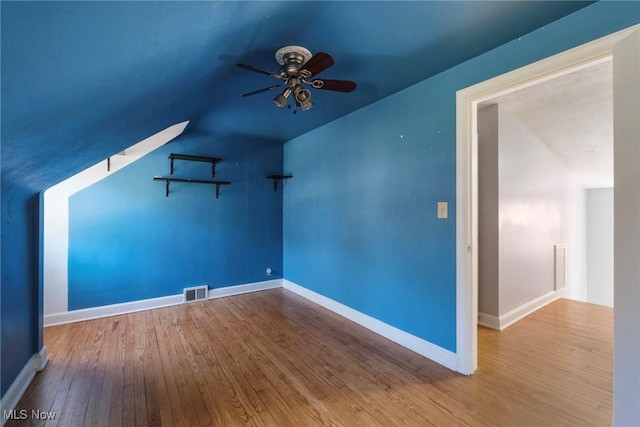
497 105 568 314
586 188 614 307
478 105 589 328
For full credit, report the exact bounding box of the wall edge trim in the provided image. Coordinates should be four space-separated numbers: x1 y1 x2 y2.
282 279 458 372
44 279 283 327
0 347 48 427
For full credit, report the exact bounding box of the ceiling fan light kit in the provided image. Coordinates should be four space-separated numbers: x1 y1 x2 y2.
238 45 356 112
273 87 292 108
294 86 313 111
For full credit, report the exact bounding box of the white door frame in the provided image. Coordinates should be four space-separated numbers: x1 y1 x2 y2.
455 24 640 375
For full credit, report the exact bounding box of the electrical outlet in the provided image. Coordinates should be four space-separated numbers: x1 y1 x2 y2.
437 202 448 219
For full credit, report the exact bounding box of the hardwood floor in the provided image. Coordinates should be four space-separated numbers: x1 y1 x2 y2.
7 290 613 426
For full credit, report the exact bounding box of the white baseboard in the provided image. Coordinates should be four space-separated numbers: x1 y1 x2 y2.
480 289 565 331
283 279 458 372
500 289 565 330
44 294 184 326
33 346 49 371
478 312 500 330
0 347 49 427
44 279 283 327
208 279 282 299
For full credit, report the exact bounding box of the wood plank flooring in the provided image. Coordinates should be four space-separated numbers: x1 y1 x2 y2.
7 290 613 426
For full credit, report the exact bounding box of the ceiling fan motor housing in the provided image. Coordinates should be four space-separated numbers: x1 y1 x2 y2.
276 46 312 77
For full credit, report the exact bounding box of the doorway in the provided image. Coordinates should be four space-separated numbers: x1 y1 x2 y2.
476 57 613 326
455 24 640 424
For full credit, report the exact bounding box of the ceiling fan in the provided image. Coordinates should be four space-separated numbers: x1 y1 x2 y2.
237 46 356 112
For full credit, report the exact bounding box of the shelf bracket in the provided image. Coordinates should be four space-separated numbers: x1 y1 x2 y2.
266 174 293 192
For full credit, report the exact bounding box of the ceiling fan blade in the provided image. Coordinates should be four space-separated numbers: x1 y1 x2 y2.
237 64 281 79
311 79 356 93
241 84 283 97
300 52 334 77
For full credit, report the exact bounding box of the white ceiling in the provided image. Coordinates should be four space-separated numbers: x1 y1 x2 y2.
484 58 613 189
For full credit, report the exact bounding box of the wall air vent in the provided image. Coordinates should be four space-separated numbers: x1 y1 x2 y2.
183 285 208 303
554 245 566 291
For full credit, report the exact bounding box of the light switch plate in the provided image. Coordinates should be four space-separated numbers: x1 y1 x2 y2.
437 201 448 219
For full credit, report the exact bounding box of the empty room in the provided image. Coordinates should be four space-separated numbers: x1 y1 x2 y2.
1 2 639 426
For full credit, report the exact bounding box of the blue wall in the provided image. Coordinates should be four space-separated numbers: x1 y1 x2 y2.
68 132 284 309
0 188 41 396
283 2 640 353
284 104 457 350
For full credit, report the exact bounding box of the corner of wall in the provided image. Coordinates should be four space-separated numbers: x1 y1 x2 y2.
282 279 458 372
479 289 564 331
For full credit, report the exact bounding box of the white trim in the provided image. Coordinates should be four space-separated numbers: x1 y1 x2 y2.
208 279 282 299
479 290 565 331
554 244 567 291
477 312 500 330
32 346 49 372
283 279 458 371
499 290 565 330
0 347 49 427
44 294 184 326
44 279 283 327
456 24 640 376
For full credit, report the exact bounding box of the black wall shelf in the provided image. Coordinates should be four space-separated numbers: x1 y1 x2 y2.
266 174 293 192
169 153 222 177
154 176 231 198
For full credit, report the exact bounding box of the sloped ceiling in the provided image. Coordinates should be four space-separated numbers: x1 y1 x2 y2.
488 59 613 188
1 1 594 191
